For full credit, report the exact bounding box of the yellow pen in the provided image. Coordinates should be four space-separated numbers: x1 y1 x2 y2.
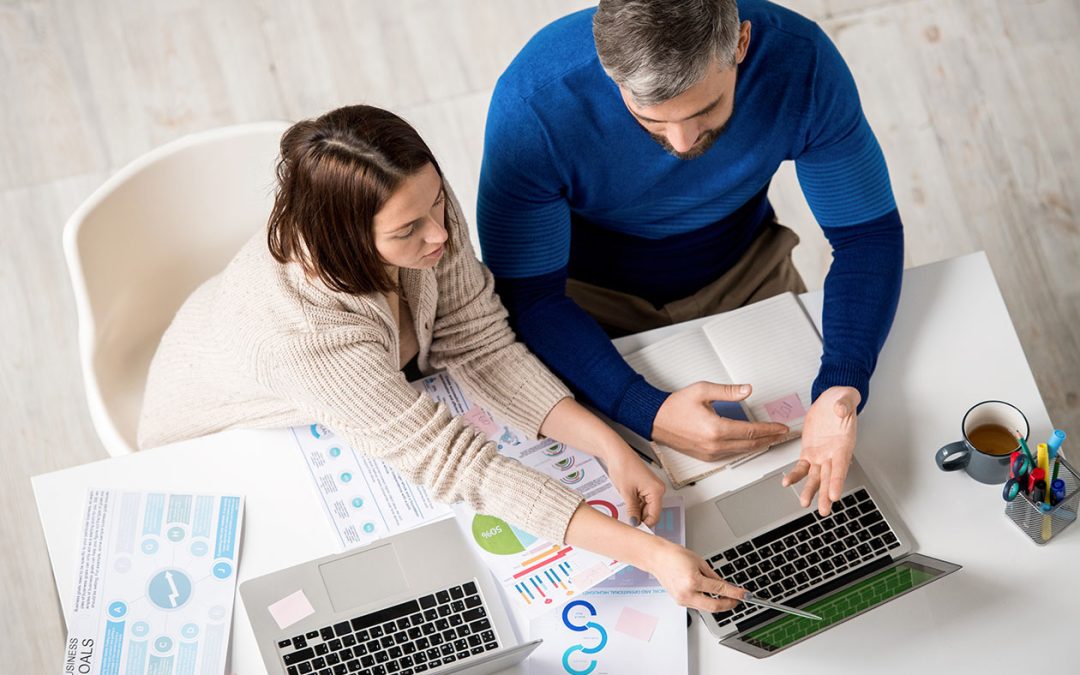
1037 443 1050 478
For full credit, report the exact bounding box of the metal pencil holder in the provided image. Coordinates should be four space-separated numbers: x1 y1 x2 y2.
1004 456 1079 545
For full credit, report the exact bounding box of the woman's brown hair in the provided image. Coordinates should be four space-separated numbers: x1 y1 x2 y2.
267 105 452 295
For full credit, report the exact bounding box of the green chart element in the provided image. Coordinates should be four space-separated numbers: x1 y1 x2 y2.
472 514 526 555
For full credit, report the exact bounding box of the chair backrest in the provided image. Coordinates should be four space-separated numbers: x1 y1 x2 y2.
63 122 291 456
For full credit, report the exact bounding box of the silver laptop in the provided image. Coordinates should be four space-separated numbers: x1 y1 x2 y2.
687 457 960 658
241 517 539 675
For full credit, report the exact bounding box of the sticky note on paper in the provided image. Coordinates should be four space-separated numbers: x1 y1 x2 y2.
614 606 659 642
763 393 807 424
268 589 316 630
463 407 499 435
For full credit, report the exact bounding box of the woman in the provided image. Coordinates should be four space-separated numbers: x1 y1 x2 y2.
139 105 742 614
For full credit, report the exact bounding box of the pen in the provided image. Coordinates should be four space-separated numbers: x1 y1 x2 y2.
1036 443 1050 482
1027 468 1045 495
741 592 822 621
1039 501 1053 542
1050 478 1066 505
1032 479 1047 505
1047 429 1066 455
1048 430 1066 483
1016 432 1036 464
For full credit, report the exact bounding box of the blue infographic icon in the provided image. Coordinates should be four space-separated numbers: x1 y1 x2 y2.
561 600 607 675
351 497 364 508
148 569 193 610
340 472 352 483
107 601 127 619
191 540 208 556
310 423 334 439
132 621 150 637
181 623 199 639
329 446 342 458
167 526 185 542
212 561 233 579
154 636 174 653
141 539 159 554
362 522 376 534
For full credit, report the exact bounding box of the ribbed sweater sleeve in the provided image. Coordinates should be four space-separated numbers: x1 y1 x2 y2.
266 325 580 544
429 188 576 441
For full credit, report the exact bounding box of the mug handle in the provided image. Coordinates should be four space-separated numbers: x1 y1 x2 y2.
935 441 971 472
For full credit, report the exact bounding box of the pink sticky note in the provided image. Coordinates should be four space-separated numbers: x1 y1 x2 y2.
463 407 499 435
614 606 659 642
764 393 807 424
267 589 316 630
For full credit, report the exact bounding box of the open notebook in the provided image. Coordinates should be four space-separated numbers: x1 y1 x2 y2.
623 292 822 487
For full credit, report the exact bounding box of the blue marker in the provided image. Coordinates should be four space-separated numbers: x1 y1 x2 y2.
1048 429 1066 455
1049 429 1066 485
1050 478 1066 505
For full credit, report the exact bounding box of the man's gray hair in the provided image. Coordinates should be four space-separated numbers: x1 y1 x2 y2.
593 0 741 107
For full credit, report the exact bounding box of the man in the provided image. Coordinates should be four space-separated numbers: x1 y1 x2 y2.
477 0 903 514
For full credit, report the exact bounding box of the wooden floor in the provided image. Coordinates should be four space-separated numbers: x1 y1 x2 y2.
3 0 1077 670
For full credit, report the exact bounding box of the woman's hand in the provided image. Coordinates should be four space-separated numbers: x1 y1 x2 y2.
606 452 666 528
537 397 666 527
564 502 744 615
645 540 746 613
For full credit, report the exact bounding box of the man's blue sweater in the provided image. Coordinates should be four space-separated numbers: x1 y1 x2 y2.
477 1 903 440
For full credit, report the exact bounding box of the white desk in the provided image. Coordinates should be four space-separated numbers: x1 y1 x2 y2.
34 252 1075 673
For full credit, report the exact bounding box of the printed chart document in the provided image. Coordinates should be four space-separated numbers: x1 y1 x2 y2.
292 422 451 549
527 497 688 674
63 489 244 675
624 292 821 487
414 373 637 620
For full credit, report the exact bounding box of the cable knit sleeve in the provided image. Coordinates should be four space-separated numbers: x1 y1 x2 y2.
427 186 574 440
264 314 582 544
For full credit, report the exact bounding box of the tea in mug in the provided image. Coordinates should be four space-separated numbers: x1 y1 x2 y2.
967 423 1019 456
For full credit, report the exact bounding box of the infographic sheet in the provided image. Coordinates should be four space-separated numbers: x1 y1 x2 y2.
292 422 451 549
63 489 244 675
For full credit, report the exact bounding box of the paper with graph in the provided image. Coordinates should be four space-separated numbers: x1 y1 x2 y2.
407 373 640 620
623 292 821 487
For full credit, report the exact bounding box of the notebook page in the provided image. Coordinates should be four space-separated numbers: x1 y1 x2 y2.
702 293 821 432
623 330 747 485
622 328 730 391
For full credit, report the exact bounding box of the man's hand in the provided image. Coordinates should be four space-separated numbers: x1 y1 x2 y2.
605 452 666 528
782 386 860 515
653 382 791 461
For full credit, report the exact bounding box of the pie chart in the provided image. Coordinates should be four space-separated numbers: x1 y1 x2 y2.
471 514 538 555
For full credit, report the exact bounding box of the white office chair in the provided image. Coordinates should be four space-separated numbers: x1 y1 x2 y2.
63 122 291 457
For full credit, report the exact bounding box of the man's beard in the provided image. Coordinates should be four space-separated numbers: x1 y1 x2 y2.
648 87 737 160
650 124 726 160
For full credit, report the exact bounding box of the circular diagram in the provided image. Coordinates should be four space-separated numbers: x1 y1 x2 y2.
147 569 193 610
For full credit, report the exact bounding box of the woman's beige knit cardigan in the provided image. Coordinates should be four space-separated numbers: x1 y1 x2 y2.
139 189 583 543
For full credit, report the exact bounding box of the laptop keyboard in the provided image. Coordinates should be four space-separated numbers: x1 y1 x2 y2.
277 581 499 675
708 488 902 628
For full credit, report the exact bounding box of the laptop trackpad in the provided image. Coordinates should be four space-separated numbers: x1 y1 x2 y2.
319 544 409 613
716 478 804 538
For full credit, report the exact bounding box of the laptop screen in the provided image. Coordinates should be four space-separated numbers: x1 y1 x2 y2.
727 556 957 656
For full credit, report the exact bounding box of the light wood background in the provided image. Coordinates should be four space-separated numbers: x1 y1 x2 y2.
3 0 1077 670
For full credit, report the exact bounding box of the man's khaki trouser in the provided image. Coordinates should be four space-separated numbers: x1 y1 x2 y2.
566 221 807 338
